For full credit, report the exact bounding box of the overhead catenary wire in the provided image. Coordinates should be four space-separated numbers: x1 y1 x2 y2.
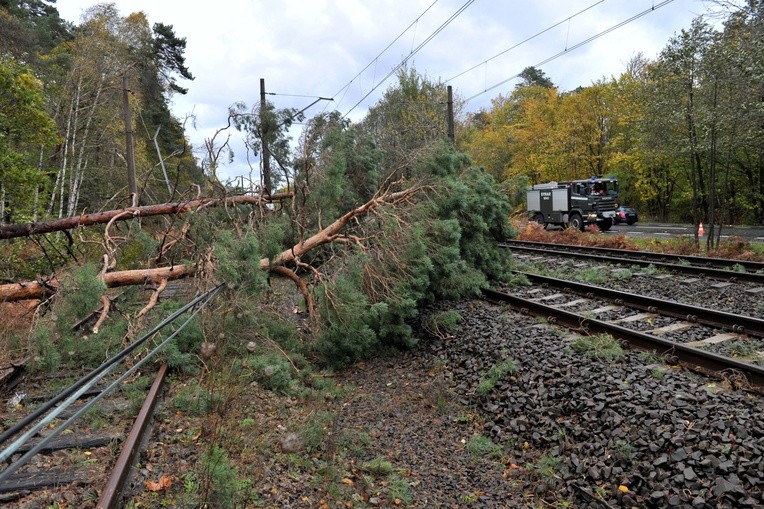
464 0 676 103
327 0 440 113
342 0 476 119
445 0 605 83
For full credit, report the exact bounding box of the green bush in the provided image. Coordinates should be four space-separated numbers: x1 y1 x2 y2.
213 230 267 294
313 261 381 366
249 351 296 394
199 446 240 509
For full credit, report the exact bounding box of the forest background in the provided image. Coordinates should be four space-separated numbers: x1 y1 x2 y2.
1 0 763 361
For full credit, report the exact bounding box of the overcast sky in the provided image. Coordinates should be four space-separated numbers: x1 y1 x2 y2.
55 0 723 183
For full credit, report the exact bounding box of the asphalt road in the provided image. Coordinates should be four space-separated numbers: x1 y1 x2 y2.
608 222 764 242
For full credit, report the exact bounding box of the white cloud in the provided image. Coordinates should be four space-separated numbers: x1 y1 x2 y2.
54 0 722 181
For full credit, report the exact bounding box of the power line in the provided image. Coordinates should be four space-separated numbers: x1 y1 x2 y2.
328 0 440 112
342 0 476 119
464 0 676 103
445 0 605 83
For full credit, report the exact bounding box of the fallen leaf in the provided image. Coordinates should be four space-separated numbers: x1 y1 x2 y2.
618 485 629 493
146 475 172 492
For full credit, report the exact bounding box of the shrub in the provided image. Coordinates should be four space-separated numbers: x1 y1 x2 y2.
52 263 107 327
249 351 296 394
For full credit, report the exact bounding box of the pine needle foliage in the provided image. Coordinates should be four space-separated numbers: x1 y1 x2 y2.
309 141 515 366
52 263 107 328
213 230 267 294
314 258 380 366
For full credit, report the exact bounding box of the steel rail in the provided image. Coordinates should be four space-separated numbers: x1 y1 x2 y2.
0 285 222 484
501 239 764 273
97 364 168 509
515 271 764 337
501 243 764 284
482 288 764 390
0 286 220 447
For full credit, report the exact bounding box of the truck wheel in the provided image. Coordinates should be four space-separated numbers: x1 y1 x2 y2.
532 213 544 226
599 218 613 231
569 213 584 231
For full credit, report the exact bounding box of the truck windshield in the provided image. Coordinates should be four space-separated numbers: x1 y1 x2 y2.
593 180 618 196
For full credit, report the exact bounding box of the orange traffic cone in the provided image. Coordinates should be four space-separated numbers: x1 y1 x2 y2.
698 222 705 236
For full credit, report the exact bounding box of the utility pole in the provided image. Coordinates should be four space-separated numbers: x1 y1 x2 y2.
122 74 137 203
446 85 455 143
260 78 272 196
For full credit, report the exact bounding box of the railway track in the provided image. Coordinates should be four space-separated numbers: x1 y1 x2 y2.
485 274 764 390
0 285 220 507
500 239 764 284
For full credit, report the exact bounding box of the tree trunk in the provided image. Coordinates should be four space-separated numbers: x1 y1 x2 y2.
2 183 419 311
0 264 194 302
258 187 416 270
0 192 293 240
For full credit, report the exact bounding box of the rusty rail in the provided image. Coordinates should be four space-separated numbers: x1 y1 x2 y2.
97 364 168 509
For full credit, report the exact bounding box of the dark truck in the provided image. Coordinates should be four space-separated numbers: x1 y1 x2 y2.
527 177 619 231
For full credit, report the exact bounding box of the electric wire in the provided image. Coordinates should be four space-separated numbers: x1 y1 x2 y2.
0 285 222 483
327 0 440 113
445 0 605 83
342 0 476 118
464 0 676 103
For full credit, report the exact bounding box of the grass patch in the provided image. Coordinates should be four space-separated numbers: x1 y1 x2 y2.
422 310 463 337
173 381 224 416
338 429 372 458
571 333 624 360
388 474 412 505
527 454 561 481
477 357 517 396
301 411 335 453
466 434 503 459
360 456 394 476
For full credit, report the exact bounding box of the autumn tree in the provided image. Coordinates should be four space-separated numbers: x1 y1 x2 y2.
0 56 58 223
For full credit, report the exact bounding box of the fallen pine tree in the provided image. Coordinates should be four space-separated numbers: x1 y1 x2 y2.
0 186 418 316
0 192 293 240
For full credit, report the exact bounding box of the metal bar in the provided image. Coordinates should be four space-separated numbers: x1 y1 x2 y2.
482 288 764 389
501 239 764 272
502 243 764 284
516 271 764 337
97 363 168 509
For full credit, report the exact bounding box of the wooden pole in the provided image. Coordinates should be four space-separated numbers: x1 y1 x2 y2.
260 78 272 195
122 74 137 202
447 85 455 143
